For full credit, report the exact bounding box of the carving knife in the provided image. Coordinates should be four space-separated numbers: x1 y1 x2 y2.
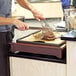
29 26 49 30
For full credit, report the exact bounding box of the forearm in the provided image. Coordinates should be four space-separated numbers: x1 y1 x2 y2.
0 17 29 31
0 17 15 25
16 0 36 13
16 0 45 20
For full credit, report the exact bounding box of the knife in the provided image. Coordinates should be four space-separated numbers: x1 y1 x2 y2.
29 26 49 30
13 25 48 30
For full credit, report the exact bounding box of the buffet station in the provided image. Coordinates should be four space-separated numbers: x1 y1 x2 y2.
10 18 66 61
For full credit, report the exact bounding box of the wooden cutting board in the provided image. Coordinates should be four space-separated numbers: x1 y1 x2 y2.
18 31 66 46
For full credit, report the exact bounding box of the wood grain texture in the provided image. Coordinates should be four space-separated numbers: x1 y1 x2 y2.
10 57 66 76
18 31 65 46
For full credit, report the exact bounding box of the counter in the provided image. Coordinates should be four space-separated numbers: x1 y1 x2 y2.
61 33 76 76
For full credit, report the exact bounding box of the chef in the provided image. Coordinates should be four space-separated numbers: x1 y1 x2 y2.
0 0 45 76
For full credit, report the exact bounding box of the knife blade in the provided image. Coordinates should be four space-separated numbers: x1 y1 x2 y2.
29 26 48 30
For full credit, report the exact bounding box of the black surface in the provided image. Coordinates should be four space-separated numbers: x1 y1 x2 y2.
61 36 76 41
61 32 76 41
9 51 66 64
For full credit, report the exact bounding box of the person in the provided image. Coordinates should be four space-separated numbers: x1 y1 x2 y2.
61 0 71 21
61 0 71 10
0 0 45 76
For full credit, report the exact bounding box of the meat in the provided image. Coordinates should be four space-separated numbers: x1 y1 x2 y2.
42 31 55 41
33 31 55 41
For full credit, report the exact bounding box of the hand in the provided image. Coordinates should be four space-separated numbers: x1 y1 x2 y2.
32 9 45 21
13 19 29 31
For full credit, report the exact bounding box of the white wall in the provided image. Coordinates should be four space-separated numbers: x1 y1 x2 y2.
12 2 63 19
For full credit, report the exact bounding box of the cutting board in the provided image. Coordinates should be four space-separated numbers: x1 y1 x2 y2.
17 31 66 46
